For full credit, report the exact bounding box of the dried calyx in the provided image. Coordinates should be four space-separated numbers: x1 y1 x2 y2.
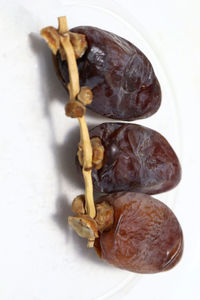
41 19 87 59
78 86 93 105
68 215 99 248
95 201 114 233
72 195 86 215
70 195 114 247
40 16 108 247
78 137 105 170
91 137 104 170
66 100 85 118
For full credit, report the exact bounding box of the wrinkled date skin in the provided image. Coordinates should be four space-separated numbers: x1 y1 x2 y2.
56 26 161 120
88 123 181 194
95 192 183 273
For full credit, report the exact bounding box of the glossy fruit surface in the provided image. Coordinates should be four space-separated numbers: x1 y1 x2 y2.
88 123 181 194
56 26 161 120
95 192 183 273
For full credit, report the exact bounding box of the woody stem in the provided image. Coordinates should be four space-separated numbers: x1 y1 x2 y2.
58 17 96 219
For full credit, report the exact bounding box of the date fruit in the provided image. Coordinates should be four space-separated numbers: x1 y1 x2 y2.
95 192 183 273
55 26 161 120
87 123 181 194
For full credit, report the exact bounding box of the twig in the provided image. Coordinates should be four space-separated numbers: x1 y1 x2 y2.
58 17 96 218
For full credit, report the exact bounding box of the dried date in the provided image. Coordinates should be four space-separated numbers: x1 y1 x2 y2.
94 192 183 273
55 26 161 120
85 123 181 194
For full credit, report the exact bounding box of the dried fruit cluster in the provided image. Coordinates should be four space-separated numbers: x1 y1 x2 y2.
40 16 183 273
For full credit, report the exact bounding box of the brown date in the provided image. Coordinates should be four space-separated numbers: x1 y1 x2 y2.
87 123 181 194
55 26 161 120
94 192 183 273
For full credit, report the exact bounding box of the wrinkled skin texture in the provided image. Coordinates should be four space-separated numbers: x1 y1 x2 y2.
95 192 183 273
56 26 161 120
88 123 181 194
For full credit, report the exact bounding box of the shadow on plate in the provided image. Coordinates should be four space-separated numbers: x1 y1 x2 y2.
52 125 83 189
29 32 66 113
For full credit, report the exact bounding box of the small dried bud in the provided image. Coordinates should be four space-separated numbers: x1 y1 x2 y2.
72 195 85 215
68 215 99 248
77 86 93 105
40 26 60 55
95 201 114 233
91 137 104 170
65 101 86 118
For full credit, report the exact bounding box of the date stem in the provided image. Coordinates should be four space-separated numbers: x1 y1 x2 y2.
58 17 96 219
58 16 68 35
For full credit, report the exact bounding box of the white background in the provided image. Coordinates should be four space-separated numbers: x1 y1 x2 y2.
0 0 199 299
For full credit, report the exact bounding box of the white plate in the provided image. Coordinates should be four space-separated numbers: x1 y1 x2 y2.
0 1 186 300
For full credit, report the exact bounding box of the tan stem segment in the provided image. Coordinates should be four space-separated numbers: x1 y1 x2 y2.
82 169 95 218
58 16 68 34
78 117 92 170
60 35 80 100
58 17 96 218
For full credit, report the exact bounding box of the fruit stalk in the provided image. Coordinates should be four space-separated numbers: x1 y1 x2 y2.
58 17 96 219
40 17 96 219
